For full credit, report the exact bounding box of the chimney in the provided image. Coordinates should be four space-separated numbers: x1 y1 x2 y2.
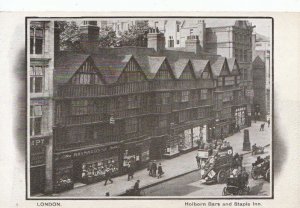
80 21 100 52
185 35 201 54
147 27 165 52
197 20 206 50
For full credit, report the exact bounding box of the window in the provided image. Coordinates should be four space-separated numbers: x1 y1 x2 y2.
197 108 205 119
159 115 168 128
225 76 235 86
96 100 107 114
181 91 189 102
71 100 88 115
179 111 189 123
202 72 210 79
236 76 241 85
177 40 180 44
158 93 171 105
217 77 223 87
168 36 174 47
128 95 140 109
200 89 208 100
176 24 180 32
30 27 44 54
223 91 233 102
30 105 42 136
125 118 138 133
30 66 44 93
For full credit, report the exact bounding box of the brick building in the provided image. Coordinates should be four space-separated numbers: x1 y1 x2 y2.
29 20 247 195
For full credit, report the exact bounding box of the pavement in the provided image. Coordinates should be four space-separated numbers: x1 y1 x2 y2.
48 121 271 198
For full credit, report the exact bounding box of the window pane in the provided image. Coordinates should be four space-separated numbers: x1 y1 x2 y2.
30 38 34 54
30 77 34 93
35 29 43 38
33 105 42 116
35 39 43 54
30 118 34 136
34 117 42 135
35 77 43 92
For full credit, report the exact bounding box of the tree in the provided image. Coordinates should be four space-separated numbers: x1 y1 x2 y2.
118 21 151 47
98 26 118 48
56 21 81 51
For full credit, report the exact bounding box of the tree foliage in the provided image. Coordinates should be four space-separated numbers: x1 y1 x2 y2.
57 20 151 50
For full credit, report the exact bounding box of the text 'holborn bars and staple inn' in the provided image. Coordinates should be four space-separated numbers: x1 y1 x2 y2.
29 19 269 195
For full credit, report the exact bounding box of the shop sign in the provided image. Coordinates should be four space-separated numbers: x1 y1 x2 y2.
30 149 46 166
31 137 49 146
56 145 119 161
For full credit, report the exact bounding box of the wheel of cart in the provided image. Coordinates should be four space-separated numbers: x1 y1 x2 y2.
265 169 270 182
222 187 228 196
217 169 227 184
251 166 259 180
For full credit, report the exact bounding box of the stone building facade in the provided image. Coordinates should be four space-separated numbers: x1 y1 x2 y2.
29 21 55 195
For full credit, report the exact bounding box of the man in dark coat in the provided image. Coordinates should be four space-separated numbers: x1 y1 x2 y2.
127 163 134 181
151 161 157 177
133 180 140 195
195 155 201 169
157 163 164 179
104 168 113 186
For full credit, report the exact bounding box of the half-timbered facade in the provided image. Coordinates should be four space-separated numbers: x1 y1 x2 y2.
29 21 246 194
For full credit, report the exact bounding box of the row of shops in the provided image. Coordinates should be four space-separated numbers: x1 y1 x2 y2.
30 106 248 194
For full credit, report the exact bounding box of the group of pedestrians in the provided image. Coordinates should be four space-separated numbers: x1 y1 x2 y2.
148 160 164 179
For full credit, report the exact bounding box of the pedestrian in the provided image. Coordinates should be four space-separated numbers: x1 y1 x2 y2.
267 119 270 127
195 155 201 169
157 163 164 179
133 180 140 196
127 162 134 181
236 124 240 132
105 192 110 197
151 161 157 177
104 167 113 186
148 160 153 176
260 123 265 131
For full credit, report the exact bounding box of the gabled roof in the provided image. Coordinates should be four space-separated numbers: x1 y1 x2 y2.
169 58 191 79
210 57 230 77
191 59 209 78
227 58 240 75
54 52 90 85
252 56 265 68
134 56 166 79
92 54 132 84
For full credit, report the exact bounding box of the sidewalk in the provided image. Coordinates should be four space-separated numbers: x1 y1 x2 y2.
52 121 271 197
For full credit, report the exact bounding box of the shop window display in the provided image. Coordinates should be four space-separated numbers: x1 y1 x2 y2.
81 156 119 184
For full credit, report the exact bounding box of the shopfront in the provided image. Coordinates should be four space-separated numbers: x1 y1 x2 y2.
233 106 247 129
122 138 150 171
163 135 179 158
192 124 208 147
53 143 120 193
30 137 48 195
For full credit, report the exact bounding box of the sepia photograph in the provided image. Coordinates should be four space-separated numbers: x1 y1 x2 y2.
27 17 272 199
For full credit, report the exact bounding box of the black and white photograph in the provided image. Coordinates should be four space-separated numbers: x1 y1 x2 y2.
27 17 273 199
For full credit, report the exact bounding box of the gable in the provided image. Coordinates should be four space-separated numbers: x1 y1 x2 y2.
179 61 196 80
154 59 174 80
201 63 213 79
118 57 147 83
69 57 105 85
219 59 231 76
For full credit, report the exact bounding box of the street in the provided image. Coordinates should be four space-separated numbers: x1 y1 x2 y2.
142 146 271 196
49 121 271 198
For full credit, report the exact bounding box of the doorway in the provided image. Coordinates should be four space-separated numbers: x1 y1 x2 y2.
30 166 45 195
73 160 83 183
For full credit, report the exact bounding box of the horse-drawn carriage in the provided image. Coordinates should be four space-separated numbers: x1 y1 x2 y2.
201 153 233 184
222 169 250 196
252 145 265 155
251 156 270 182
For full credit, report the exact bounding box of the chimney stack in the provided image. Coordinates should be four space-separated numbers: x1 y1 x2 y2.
185 35 201 54
147 27 165 52
54 21 60 52
80 21 100 52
